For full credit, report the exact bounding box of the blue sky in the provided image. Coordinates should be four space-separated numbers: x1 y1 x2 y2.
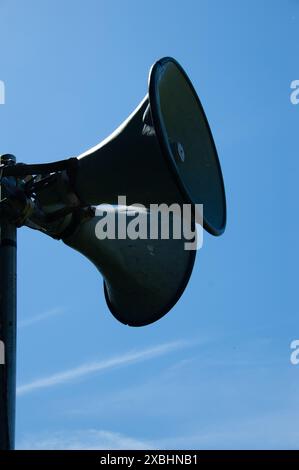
0 0 298 449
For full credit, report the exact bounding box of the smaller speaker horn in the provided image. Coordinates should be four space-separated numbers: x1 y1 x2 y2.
63 205 197 327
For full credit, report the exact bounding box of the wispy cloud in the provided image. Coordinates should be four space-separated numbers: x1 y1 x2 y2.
17 340 188 396
18 408 299 449
18 429 152 450
18 307 65 328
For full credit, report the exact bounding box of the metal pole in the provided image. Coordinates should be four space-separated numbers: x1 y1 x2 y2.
0 154 17 450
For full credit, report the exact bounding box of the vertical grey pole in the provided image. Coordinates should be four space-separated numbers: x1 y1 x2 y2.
0 154 17 450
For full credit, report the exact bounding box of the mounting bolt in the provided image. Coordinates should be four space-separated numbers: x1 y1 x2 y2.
0 154 16 166
171 142 185 163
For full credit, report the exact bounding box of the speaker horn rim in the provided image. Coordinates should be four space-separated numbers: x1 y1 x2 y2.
148 56 227 237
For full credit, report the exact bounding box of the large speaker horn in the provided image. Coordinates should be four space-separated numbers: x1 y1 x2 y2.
73 57 226 236
62 56 226 326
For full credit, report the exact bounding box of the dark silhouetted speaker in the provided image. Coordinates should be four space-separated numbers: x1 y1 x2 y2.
64 206 196 327
62 56 226 326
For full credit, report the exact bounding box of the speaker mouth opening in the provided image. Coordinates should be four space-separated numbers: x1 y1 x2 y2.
103 244 196 328
148 56 227 237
